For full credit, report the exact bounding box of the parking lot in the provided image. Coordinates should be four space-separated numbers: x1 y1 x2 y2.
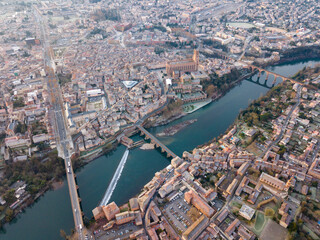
94 222 140 240
211 198 225 211
163 192 193 233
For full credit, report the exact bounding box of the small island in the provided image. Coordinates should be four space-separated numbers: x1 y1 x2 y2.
140 143 155 150
157 119 197 137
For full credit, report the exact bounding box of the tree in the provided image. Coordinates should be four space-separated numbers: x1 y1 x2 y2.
260 112 273 122
288 221 298 233
206 84 216 96
5 209 14 222
15 122 27 134
277 145 286 157
13 97 25 108
4 189 16 203
265 208 274 217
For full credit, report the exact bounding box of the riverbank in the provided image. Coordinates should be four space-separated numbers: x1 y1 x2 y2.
257 45 320 68
52 181 64 190
0 140 118 229
79 141 118 164
183 99 212 114
144 71 255 130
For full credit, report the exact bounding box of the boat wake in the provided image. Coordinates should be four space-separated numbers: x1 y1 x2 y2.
99 149 129 206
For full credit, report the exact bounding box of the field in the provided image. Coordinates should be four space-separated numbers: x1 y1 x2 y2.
254 212 265 232
260 219 288 240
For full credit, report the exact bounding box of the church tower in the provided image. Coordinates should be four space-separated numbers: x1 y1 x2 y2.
192 49 199 66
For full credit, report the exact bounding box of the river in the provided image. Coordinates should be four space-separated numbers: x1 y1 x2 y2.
1 59 319 240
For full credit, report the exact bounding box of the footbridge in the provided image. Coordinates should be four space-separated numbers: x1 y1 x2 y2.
137 125 177 159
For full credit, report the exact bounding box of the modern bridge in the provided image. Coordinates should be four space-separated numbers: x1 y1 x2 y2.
33 6 86 239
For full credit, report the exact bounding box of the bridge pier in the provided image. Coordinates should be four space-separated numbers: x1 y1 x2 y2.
263 77 268 85
137 125 177 159
246 64 302 87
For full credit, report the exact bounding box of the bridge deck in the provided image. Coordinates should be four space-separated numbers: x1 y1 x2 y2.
247 65 302 85
137 125 177 158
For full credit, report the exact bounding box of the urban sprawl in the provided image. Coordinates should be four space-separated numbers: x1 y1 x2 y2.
0 0 320 240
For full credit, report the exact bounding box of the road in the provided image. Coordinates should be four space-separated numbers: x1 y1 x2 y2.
238 36 252 61
33 6 86 240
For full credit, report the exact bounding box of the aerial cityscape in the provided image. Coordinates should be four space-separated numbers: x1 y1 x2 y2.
0 0 319 239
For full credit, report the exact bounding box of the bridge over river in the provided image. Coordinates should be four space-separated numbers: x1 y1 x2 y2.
137 125 177 159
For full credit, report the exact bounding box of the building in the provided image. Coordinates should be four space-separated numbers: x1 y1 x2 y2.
308 159 320 180
171 156 183 168
216 208 228 223
301 185 309 195
237 162 250 176
238 225 255 240
32 133 49 143
225 179 239 196
184 190 214 217
239 204 255 220
138 187 156 212
225 219 240 237
5 136 31 148
92 206 105 221
115 211 136 225
114 23 132 32
278 201 298 228
102 202 120 221
259 172 286 191
182 215 209 240
86 96 107 111
130 198 139 211
166 50 199 77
